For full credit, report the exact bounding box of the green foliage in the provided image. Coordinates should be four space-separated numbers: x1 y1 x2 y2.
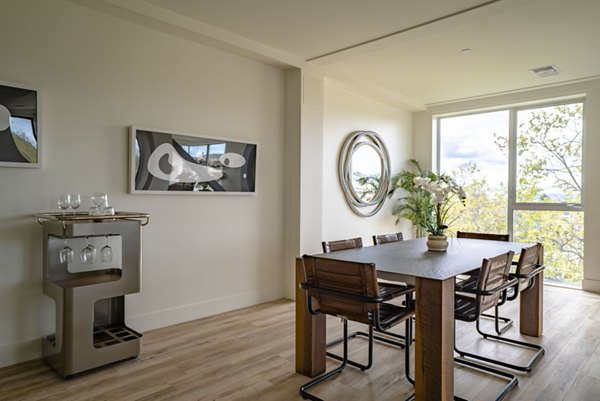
447 103 584 285
388 159 465 237
355 173 380 201
12 130 37 163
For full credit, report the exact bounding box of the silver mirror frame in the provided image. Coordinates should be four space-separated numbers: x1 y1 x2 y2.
338 130 391 217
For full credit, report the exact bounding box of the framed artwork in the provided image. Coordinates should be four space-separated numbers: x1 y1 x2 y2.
129 126 257 194
0 81 40 168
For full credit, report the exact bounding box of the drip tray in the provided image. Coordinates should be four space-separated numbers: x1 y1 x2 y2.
93 326 142 349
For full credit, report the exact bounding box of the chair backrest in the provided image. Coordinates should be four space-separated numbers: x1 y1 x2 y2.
372 232 404 245
322 237 363 253
477 251 514 313
457 231 510 241
302 255 379 325
514 243 542 293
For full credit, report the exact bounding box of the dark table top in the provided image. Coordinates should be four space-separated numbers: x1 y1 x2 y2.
312 237 534 281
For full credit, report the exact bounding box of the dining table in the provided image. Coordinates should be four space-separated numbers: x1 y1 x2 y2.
295 237 544 401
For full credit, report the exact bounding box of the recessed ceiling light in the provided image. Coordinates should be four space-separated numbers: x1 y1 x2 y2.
460 48 472 54
531 65 560 77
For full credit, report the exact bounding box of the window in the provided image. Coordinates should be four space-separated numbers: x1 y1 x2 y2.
438 100 584 287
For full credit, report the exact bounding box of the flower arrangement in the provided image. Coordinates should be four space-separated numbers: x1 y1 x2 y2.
388 159 466 237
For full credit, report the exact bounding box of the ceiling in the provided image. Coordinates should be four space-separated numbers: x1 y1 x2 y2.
96 0 600 109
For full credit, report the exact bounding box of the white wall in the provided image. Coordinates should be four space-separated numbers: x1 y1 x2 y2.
413 79 600 293
322 80 413 244
0 0 285 367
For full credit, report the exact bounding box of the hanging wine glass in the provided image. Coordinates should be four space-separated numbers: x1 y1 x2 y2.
59 239 74 264
100 235 113 263
70 193 81 215
58 194 71 216
80 236 96 264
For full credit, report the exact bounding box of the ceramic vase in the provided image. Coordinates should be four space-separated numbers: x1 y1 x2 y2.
427 235 448 252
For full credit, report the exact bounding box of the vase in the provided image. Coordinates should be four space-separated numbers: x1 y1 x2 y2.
427 235 448 252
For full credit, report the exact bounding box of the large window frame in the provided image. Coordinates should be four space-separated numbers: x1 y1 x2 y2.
435 97 585 245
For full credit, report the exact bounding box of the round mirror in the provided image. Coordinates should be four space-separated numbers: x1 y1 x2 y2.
338 131 390 217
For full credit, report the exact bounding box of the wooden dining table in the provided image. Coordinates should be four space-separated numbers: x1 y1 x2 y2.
295 237 544 401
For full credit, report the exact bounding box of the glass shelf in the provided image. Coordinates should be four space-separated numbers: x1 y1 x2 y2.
35 211 149 225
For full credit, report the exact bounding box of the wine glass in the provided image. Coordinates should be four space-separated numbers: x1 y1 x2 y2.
80 236 96 264
70 193 81 215
58 194 71 216
90 193 107 216
59 239 74 264
100 235 113 263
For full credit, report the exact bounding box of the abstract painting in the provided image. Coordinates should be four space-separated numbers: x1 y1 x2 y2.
0 82 39 167
129 126 256 194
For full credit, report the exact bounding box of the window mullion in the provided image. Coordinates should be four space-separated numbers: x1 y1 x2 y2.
507 108 517 240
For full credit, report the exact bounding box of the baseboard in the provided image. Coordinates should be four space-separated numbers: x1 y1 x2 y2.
126 286 284 333
582 278 600 293
0 337 42 369
0 287 283 369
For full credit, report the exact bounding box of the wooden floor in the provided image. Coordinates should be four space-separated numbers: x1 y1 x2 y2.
1 286 600 401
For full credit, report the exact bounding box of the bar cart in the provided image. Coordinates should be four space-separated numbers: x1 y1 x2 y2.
35 212 149 378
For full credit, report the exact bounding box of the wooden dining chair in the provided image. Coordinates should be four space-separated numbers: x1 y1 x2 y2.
299 255 414 401
372 232 403 245
455 230 513 334
454 251 519 401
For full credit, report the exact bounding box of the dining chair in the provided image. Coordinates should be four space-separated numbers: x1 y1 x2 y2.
321 237 415 368
372 232 404 245
455 230 513 334
454 251 519 401
299 255 414 401
321 237 363 253
322 237 413 301
457 243 545 372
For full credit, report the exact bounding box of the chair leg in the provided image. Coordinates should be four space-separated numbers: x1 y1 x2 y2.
454 318 545 372
326 326 374 371
454 358 518 401
480 304 513 335
326 326 407 371
300 319 349 401
404 317 414 385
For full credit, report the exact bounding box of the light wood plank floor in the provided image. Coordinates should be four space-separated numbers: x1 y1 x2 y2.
1 286 599 401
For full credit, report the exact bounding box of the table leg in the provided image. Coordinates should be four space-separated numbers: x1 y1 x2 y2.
520 244 544 337
295 257 326 377
415 277 454 401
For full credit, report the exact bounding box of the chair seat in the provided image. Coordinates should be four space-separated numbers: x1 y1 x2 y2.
455 294 478 322
378 282 415 300
455 275 478 292
375 303 415 330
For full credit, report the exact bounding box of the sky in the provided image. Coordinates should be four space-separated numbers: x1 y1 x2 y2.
439 109 509 188
10 116 37 145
